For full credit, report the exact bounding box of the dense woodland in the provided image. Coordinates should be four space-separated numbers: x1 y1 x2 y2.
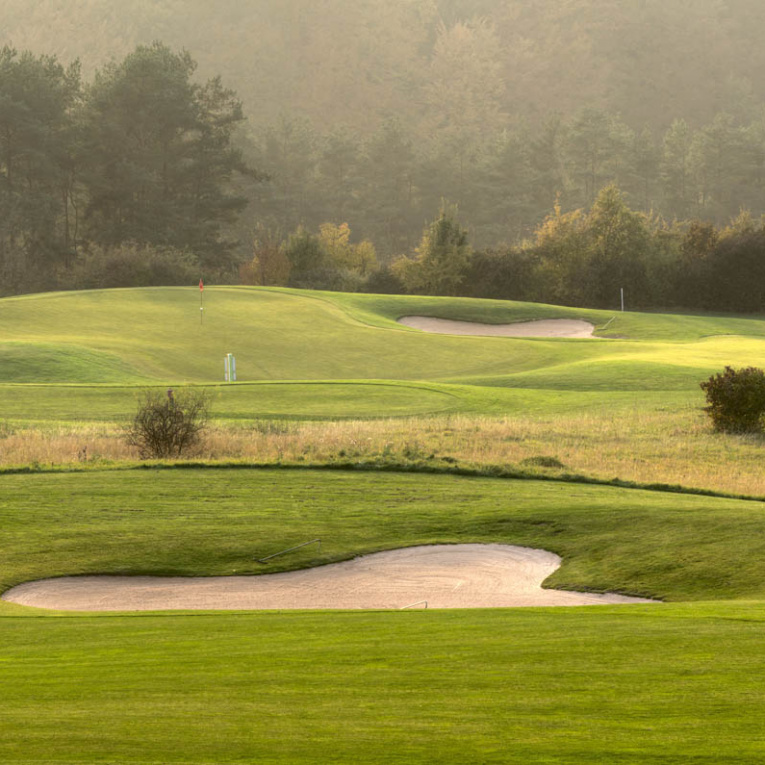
2 1 765 311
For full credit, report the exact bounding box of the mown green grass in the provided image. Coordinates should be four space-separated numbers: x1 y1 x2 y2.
2 286 764 423
0 342 145 383
3 603 765 764
3 467 765 762
0 380 465 424
326 289 765 340
0 382 696 426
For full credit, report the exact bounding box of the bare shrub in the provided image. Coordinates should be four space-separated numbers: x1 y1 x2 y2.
125 389 211 458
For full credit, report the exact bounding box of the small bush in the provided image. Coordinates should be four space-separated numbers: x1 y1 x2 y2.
362 267 406 295
521 456 566 469
700 366 765 433
125 389 211 458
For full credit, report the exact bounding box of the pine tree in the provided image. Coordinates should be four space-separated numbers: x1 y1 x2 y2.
81 42 252 270
0 47 81 292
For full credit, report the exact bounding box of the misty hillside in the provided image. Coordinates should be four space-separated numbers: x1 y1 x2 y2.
2 0 765 133
4 0 765 309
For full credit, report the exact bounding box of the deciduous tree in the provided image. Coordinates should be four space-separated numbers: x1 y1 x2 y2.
393 203 471 295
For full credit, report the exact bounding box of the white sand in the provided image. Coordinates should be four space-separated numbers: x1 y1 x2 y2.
2 544 655 612
398 316 595 337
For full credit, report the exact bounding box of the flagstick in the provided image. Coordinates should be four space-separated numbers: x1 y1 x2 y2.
200 279 204 326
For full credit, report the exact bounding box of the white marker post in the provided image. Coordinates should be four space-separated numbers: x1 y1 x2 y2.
224 353 237 382
620 287 625 312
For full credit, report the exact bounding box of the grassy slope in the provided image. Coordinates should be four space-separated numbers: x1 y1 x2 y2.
1 286 765 422
329 289 765 339
3 467 765 762
2 468 765 603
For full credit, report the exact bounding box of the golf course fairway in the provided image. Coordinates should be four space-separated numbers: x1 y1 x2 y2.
2 287 765 762
1 286 765 423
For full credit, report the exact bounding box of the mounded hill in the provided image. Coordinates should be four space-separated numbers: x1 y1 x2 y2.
1 286 765 422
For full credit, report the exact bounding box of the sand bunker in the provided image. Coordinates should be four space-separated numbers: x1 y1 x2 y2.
398 316 595 338
2 545 654 611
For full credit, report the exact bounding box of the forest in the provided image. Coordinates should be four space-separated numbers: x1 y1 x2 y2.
2 0 765 311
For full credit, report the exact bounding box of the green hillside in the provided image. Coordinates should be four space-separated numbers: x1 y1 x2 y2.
1 287 764 423
3 288 765 762
2 1 762 134
4 468 765 601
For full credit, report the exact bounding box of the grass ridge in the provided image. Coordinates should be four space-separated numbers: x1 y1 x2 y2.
2 458 763 504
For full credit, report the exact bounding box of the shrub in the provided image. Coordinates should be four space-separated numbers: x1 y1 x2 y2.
125 388 211 458
700 366 765 433
60 243 200 290
521 456 566 469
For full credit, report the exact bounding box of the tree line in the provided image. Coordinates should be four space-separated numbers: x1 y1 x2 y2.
247 109 765 258
2 41 765 315
249 188 765 314
464 188 765 314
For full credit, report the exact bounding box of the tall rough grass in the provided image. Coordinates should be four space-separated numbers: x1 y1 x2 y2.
1 410 763 498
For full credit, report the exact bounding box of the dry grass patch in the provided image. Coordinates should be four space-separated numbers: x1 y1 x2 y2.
0 424 132 465
2 411 764 497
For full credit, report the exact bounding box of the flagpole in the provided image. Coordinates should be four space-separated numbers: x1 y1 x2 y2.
199 278 204 325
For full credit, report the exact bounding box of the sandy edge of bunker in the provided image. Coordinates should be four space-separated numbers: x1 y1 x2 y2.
2 544 656 612
397 316 595 338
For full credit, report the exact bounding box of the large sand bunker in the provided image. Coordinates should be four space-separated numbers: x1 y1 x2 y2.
398 316 595 338
2 545 654 611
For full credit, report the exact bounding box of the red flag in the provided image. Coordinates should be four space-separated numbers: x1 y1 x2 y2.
199 279 204 291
